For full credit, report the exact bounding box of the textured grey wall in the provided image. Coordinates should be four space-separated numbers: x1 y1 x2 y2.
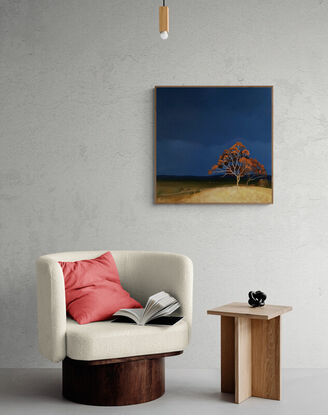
1 0 328 368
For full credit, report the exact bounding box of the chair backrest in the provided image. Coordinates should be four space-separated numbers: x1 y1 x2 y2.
36 250 193 362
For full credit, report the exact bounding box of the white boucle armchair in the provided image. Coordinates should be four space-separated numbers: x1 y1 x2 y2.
36 250 193 406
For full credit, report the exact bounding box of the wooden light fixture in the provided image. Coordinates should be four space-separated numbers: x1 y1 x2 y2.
159 0 169 40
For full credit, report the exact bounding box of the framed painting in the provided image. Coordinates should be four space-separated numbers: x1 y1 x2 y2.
154 86 273 204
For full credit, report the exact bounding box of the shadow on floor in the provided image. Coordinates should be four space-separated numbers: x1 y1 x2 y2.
0 369 63 403
166 381 234 403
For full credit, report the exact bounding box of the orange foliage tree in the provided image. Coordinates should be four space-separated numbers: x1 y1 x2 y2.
208 141 267 186
246 158 267 185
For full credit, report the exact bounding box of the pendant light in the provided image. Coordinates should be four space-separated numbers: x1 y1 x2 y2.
159 0 169 40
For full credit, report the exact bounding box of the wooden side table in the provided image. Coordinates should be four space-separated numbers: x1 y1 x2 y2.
207 302 292 404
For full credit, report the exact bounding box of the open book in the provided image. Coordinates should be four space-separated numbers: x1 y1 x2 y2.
113 291 181 326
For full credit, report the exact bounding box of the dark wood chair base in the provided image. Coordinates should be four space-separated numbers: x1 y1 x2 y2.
62 351 182 406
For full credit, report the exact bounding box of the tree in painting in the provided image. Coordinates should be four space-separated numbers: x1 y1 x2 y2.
245 158 267 185
208 141 267 186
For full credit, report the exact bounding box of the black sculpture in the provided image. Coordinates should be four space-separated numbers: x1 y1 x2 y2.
248 291 267 307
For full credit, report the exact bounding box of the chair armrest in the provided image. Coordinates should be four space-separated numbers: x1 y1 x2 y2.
36 257 67 362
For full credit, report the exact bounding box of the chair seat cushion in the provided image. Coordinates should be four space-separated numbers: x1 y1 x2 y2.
66 317 189 361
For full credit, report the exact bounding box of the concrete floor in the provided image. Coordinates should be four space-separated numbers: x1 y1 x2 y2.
0 368 326 415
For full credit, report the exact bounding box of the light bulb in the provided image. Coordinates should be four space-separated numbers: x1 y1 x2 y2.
160 31 168 40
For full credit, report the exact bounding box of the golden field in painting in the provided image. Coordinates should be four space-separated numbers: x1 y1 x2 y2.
156 180 272 204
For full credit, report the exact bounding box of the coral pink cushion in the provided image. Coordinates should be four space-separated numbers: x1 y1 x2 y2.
59 252 142 324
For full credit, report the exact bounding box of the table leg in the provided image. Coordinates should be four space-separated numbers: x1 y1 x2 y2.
220 316 235 393
251 316 281 400
235 317 252 403
220 315 281 403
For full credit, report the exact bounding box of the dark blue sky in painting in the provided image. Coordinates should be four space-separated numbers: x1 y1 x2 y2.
156 87 272 176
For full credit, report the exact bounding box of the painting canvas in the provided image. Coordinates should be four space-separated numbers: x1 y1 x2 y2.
155 86 273 204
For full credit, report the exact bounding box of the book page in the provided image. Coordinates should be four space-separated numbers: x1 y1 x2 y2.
148 301 180 321
113 308 145 324
142 291 168 323
142 292 180 324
